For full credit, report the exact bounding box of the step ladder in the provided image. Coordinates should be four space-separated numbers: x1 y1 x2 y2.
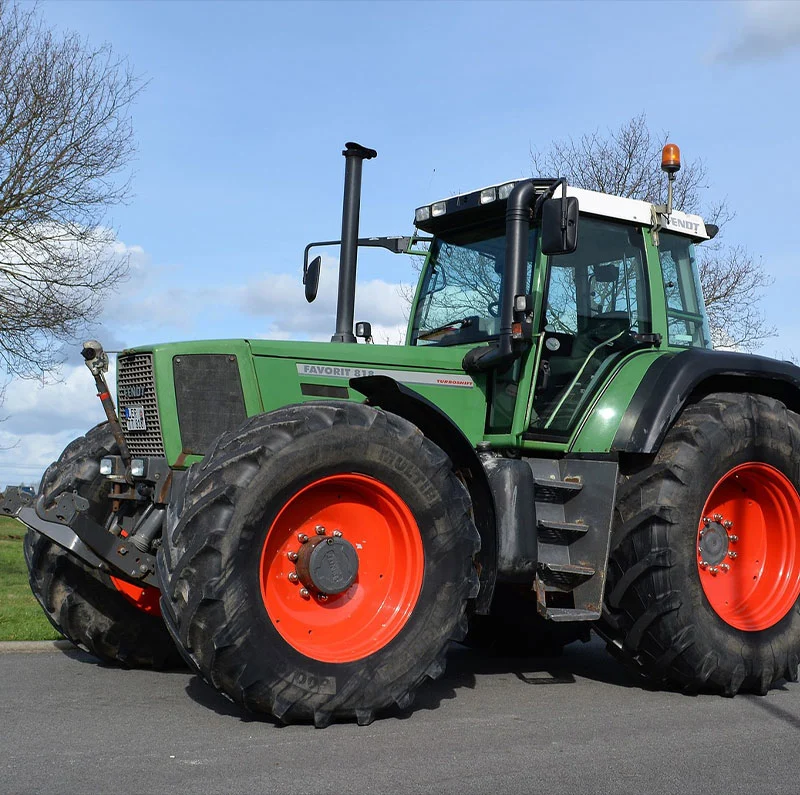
529 459 618 622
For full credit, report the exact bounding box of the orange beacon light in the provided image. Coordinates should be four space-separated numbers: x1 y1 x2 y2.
661 143 681 174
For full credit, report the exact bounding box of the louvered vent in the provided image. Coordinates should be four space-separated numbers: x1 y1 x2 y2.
116 353 166 457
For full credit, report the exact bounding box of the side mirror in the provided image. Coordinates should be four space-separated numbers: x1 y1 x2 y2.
304 255 321 303
541 197 579 255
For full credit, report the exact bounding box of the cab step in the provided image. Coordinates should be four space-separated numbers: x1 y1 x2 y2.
528 458 618 623
537 561 596 589
536 518 589 544
533 477 583 503
539 607 601 622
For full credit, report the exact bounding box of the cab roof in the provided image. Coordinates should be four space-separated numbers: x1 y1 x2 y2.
415 180 711 241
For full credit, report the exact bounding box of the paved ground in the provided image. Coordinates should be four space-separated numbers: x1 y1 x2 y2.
2 637 798 795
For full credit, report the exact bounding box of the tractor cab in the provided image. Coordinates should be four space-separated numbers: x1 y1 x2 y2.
411 177 713 439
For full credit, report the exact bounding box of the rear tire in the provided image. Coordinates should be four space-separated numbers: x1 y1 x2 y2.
157 402 480 726
27 423 182 669
600 393 800 694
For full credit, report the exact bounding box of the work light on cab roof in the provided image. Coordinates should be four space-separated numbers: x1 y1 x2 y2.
415 180 519 224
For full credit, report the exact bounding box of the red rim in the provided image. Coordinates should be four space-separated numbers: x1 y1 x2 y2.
110 576 162 616
697 462 800 631
259 473 424 663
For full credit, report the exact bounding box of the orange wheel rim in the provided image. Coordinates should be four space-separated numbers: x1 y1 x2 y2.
697 462 800 631
110 576 162 616
259 473 424 663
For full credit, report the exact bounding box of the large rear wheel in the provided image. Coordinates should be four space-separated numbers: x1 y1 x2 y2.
600 393 800 694
157 402 480 726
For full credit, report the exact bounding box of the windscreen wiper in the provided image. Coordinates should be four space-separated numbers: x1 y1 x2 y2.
418 317 473 340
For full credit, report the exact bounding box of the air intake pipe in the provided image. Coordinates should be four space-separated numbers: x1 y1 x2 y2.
463 179 538 373
331 142 378 343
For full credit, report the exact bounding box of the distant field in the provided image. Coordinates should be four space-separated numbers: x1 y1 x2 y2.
0 515 61 641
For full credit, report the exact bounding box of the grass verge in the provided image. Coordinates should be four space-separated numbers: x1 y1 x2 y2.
0 515 61 641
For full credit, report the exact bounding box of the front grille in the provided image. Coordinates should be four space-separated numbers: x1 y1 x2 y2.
117 353 166 457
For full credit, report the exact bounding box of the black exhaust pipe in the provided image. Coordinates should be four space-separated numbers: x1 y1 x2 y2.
331 142 377 343
499 180 538 360
462 179 538 373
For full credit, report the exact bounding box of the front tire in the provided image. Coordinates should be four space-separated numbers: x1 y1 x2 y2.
157 402 480 726
27 423 182 669
600 393 800 694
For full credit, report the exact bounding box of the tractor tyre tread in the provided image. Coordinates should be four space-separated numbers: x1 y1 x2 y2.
158 401 480 725
598 392 800 695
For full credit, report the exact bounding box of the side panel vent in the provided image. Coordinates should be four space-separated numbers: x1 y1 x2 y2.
173 354 246 455
117 353 166 457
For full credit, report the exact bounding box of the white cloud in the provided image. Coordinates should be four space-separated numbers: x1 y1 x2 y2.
710 1 800 63
0 361 111 487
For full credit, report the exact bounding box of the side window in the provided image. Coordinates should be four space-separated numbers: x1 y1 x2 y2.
532 217 650 436
658 232 712 349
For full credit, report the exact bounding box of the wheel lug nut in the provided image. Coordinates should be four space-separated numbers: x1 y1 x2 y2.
720 563 730 572
700 561 709 569
287 551 298 562
315 525 326 535
728 551 738 559
729 535 738 543
713 514 723 522
297 533 309 544
332 530 342 538
724 520 733 529
299 588 310 599
288 571 299 583
703 517 711 525
317 593 328 602
709 566 719 575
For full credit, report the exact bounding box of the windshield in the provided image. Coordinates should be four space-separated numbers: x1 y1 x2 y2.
410 226 537 346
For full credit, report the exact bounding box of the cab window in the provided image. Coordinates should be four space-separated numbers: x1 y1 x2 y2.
658 232 712 349
531 217 650 435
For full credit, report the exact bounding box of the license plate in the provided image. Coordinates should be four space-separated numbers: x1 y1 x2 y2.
124 406 147 431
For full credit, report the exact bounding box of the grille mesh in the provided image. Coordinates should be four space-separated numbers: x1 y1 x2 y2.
116 353 166 457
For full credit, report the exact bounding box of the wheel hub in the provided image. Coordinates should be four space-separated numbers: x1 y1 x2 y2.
260 472 424 663
698 518 731 567
296 533 359 596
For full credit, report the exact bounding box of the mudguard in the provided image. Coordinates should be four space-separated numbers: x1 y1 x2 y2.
613 348 800 454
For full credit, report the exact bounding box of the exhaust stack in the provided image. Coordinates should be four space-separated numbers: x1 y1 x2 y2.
331 142 377 343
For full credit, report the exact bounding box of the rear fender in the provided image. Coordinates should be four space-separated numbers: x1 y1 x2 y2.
613 349 800 454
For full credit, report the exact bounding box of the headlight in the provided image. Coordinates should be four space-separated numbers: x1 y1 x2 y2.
130 459 146 478
431 201 447 217
99 458 113 476
480 187 496 204
414 205 431 223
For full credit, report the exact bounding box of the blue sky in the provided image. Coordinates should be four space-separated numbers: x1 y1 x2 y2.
2 0 799 485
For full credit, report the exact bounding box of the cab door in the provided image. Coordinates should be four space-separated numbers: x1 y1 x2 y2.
528 217 652 440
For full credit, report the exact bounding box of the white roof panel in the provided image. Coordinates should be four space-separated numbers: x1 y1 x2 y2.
427 181 710 240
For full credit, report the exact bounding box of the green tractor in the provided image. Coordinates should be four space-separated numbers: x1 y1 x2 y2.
5 141 800 725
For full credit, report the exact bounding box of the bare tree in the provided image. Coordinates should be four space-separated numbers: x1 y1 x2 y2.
0 1 140 378
531 113 774 350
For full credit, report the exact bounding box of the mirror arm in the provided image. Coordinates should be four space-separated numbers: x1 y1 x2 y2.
304 236 432 273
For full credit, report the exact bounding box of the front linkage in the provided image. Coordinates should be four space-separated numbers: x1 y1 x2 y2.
2 340 173 588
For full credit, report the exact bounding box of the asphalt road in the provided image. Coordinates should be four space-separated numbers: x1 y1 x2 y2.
1 637 798 795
